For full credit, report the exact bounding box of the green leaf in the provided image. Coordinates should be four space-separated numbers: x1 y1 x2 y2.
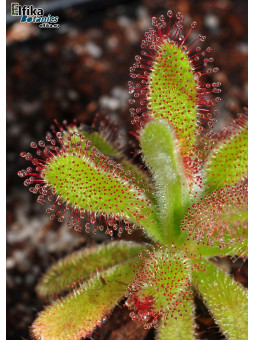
31 260 139 340
37 131 162 241
156 299 195 340
192 259 248 340
204 122 247 192
125 246 194 328
75 128 119 157
149 41 198 159
68 125 154 198
188 239 248 259
43 153 150 223
181 183 248 257
37 241 144 298
140 121 189 244
20 125 160 239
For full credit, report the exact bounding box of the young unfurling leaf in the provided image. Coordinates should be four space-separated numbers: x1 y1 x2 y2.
140 121 189 243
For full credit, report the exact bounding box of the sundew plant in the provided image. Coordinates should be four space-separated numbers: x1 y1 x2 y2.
18 11 248 340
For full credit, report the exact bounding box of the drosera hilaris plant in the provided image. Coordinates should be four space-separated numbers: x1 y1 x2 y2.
18 10 247 340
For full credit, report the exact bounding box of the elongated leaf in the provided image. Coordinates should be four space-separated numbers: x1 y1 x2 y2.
43 149 151 228
156 299 196 340
37 241 143 298
19 131 162 241
140 121 189 243
31 260 140 340
129 14 220 163
204 121 247 192
149 41 198 156
181 183 248 257
192 259 248 340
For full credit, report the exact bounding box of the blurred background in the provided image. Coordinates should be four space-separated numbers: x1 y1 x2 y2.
6 0 247 339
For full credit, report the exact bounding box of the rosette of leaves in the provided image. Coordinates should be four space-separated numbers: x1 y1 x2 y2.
19 11 247 340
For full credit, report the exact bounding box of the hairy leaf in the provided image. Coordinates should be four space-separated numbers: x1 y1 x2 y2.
140 121 189 243
149 41 197 157
204 121 247 192
74 128 119 157
37 241 144 298
125 246 199 328
31 261 139 340
192 259 248 340
19 131 161 241
181 183 248 257
128 14 221 189
156 299 195 340
67 125 154 197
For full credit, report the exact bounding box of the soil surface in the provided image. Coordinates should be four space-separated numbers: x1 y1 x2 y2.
7 0 247 339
